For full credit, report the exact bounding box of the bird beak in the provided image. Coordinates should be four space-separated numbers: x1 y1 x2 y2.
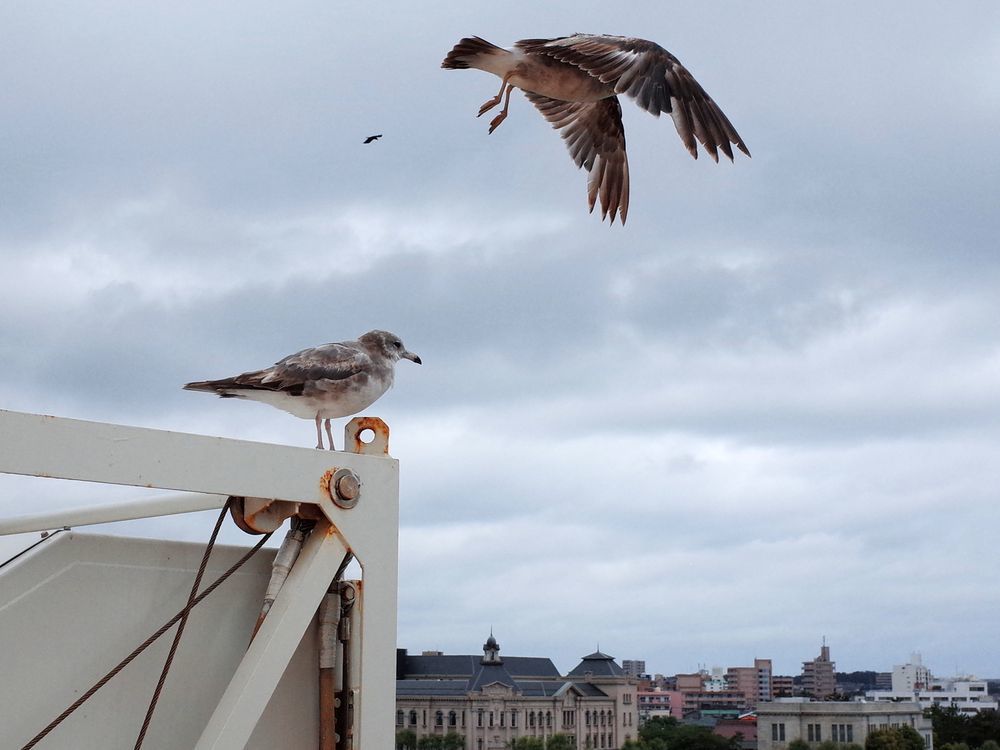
403 351 422 365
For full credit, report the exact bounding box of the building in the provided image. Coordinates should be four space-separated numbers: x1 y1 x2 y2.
867 676 998 714
801 643 836 699
714 715 758 750
396 634 638 749
622 660 646 680
772 675 796 697
637 689 683 722
757 700 932 750
674 670 747 717
893 653 933 692
864 655 998 715
726 659 774 707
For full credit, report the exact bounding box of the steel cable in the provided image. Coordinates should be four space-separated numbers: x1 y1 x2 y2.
132 499 231 749
20 519 273 750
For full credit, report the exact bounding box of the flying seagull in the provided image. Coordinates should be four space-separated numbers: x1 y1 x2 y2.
363 134 383 144
183 330 421 450
442 34 750 225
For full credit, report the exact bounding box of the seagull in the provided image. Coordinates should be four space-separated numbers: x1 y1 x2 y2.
183 330 421 450
363 134 383 144
442 34 750 225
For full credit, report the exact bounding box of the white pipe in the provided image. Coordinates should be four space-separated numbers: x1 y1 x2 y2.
0 492 228 535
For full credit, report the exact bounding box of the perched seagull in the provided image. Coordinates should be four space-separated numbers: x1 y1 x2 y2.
363 134 383 144
442 34 750 224
183 330 421 450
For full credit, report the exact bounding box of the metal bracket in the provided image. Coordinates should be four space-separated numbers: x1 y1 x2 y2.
0 408 399 749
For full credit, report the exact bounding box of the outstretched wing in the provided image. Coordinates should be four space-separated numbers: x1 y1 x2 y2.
524 92 630 225
518 35 749 162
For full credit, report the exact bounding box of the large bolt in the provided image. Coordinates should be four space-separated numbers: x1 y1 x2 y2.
331 468 361 509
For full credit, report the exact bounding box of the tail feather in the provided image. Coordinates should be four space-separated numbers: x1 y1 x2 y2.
183 378 240 395
442 36 505 69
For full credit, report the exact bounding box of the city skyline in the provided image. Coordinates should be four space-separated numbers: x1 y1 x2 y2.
401 637 998 683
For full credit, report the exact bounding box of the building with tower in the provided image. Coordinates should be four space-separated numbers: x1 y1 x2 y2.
801 642 837 699
396 633 638 749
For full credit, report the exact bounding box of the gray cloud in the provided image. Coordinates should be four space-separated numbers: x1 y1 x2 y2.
2 1 1000 678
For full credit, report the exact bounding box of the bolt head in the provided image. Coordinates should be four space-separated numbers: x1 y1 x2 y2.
330 468 361 509
336 473 359 501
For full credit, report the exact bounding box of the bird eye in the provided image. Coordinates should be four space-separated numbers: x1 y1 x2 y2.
394 341 402 348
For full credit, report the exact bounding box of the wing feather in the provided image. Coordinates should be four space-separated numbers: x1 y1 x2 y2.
517 34 750 161
185 343 371 396
525 92 630 225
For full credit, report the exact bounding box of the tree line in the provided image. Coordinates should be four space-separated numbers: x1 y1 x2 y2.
929 706 1000 750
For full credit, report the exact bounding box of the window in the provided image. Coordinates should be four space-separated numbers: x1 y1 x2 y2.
830 724 853 743
435 711 443 726
396 710 404 726
409 711 418 727
449 711 457 727
500 710 505 727
477 709 484 728
489 711 494 728
547 711 553 727
530 712 536 727
772 723 786 742
808 724 821 742
512 711 518 728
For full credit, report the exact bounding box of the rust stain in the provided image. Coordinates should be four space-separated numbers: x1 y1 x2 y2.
319 468 337 499
229 496 257 535
348 416 390 455
230 495 300 534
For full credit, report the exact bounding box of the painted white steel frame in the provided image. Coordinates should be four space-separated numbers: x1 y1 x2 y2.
0 408 399 750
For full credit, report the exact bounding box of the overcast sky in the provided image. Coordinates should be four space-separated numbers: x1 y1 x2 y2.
2 2 999 679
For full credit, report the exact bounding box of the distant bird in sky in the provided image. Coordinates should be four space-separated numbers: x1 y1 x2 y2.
442 34 750 225
183 330 421 450
363 134 383 144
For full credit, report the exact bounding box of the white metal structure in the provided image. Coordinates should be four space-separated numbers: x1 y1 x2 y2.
0 408 400 749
